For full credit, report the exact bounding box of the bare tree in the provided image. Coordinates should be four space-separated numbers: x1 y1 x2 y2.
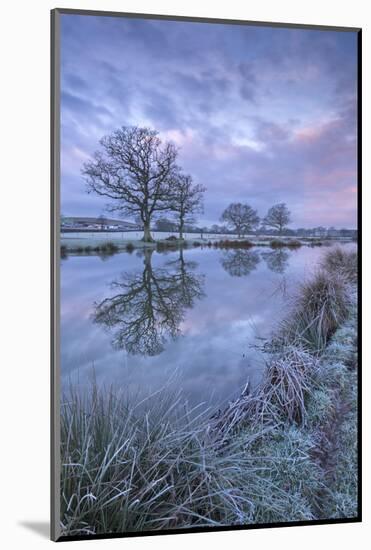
262 203 291 235
170 173 206 239
220 203 260 238
98 214 107 230
82 126 178 242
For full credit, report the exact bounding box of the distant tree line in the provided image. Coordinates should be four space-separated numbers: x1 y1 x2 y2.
219 202 292 237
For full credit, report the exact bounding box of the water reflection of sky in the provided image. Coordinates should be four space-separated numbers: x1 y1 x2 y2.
60 245 344 407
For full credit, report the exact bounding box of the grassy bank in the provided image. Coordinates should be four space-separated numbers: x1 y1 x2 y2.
60 248 358 536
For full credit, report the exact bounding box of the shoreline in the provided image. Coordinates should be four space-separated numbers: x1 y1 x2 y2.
60 234 352 255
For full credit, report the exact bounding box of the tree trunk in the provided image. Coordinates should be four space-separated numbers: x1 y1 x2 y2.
142 220 154 242
179 218 184 240
143 248 153 270
179 247 184 266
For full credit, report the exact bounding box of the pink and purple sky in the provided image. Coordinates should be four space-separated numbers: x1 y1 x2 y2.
60 14 358 228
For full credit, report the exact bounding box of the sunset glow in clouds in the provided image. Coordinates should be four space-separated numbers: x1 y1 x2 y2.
60 15 358 228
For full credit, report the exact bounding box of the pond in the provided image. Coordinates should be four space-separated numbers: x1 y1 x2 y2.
60 244 344 408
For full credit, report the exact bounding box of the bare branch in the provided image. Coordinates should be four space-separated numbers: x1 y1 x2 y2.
220 203 260 238
82 126 179 241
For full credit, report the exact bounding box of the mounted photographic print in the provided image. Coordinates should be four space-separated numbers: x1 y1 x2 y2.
51 8 361 541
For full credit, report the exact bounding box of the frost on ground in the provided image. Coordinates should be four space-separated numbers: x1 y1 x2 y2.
308 301 358 519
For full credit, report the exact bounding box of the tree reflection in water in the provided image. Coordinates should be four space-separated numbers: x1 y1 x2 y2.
261 249 289 274
220 249 260 277
93 248 205 356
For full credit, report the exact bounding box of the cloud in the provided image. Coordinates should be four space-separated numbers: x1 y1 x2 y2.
60 14 358 228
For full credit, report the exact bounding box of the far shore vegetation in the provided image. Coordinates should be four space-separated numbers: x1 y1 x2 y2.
60 235 340 258
61 247 358 536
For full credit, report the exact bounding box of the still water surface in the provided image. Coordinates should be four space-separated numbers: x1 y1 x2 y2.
61 245 337 407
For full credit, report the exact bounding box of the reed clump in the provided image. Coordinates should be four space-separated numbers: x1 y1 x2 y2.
281 271 350 351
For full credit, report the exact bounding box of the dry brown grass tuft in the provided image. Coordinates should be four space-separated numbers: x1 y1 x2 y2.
209 347 317 443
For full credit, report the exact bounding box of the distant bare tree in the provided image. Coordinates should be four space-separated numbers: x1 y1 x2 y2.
170 173 206 239
82 126 178 242
220 203 260 238
263 203 292 235
154 217 178 232
210 224 221 234
98 214 107 230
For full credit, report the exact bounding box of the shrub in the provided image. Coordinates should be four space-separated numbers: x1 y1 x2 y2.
214 240 253 249
286 240 302 249
270 240 302 249
270 240 285 249
156 241 178 252
105 241 119 252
